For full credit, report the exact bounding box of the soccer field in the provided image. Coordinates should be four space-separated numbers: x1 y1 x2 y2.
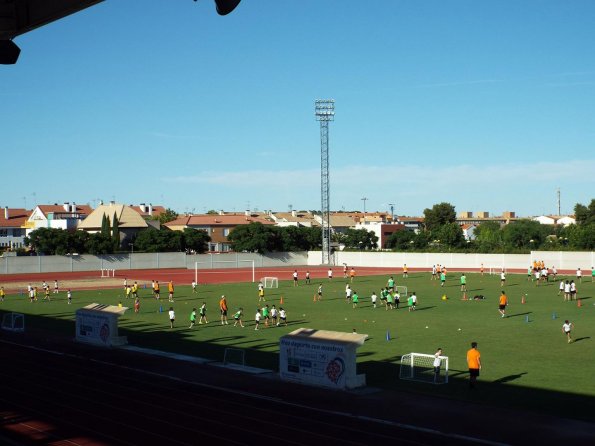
2 271 594 420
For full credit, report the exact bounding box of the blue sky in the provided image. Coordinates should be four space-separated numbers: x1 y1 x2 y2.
3 0 594 217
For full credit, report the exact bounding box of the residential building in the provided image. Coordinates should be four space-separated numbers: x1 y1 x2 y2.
77 202 150 247
165 212 274 252
25 202 92 235
271 210 320 228
0 207 30 250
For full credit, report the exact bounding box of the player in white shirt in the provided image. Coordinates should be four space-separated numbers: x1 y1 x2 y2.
562 320 573 343
168 307 175 329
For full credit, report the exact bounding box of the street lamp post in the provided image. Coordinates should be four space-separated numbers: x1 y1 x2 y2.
361 197 368 223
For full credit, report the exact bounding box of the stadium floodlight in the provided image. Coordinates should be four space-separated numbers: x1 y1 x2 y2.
315 99 335 265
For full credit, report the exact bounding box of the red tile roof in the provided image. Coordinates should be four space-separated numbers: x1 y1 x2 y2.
37 204 93 216
166 215 274 227
0 208 30 227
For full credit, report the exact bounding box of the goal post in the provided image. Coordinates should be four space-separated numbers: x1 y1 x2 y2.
1 312 25 332
223 348 245 367
195 259 256 284
399 352 449 384
262 277 279 289
395 285 408 297
100 268 116 278
489 267 506 275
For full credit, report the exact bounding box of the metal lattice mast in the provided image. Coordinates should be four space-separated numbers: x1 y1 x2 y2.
315 99 335 265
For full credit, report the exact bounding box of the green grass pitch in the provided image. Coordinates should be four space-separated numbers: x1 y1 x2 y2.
2 272 594 420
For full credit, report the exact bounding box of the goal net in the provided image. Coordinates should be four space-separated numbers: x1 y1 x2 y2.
399 352 449 384
489 267 506 275
223 348 245 367
262 277 278 289
395 286 408 297
1 312 25 332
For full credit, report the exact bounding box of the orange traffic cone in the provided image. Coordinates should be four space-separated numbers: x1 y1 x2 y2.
313 294 317 302
280 295 284 305
577 298 582 308
462 292 468 301
521 294 526 304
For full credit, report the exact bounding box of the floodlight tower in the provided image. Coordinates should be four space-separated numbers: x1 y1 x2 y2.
315 99 335 265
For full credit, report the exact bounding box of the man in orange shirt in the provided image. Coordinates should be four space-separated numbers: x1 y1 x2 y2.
168 280 174 302
498 291 508 318
219 295 229 325
349 268 356 283
466 342 481 389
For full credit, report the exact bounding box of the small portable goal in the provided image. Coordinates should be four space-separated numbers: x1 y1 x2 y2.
262 277 278 289
395 286 408 297
223 348 245 367
399 352 449 384
1 312 25 332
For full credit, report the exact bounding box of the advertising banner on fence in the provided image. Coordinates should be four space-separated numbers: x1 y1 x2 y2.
75 303 128 347
279 328 367 389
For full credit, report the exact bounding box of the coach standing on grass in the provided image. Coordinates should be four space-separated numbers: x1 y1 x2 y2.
467 342 481 389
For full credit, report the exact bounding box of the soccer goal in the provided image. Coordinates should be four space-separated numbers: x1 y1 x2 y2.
399 352 449 384
489 267 506 275
395 286 408 297
262 277 279 289
1 312 25 332
223 348 245 367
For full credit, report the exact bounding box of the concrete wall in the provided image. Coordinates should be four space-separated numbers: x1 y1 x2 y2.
1 250 591 275
307 251 594 272
0 251 308 275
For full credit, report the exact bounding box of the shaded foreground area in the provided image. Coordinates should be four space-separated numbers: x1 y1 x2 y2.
1 327 594 446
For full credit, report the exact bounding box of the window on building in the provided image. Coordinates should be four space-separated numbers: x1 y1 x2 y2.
223 228 230 236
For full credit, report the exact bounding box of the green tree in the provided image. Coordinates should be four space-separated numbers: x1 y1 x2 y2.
24 228 69 255
386 229 416 250
279 226 321 251
227 222 280 254
474 221 503 252
86 233 115 255
134 228 184 252
563 223 595 250
182 228 211 253
502 220 550 249
69 230 90 254
423 202 456 232
574 199 595 225
101 214 110 238
112 213 120 249
342 228 378 250
158 208 179 225
435 222 465 249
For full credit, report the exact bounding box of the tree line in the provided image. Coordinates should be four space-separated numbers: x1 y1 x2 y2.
20 199 593 255
386 200 595 252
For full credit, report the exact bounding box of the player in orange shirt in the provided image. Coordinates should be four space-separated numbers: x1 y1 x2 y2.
403 264 408 278
349 268 356 283
168 280 174 302
466 342 481 388
219 295 229 325
498 291 508 318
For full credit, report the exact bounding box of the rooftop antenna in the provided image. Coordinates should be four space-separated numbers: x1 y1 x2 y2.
388 203 395 222
557 187 561 215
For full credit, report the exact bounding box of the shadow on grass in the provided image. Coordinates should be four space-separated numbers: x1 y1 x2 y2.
7 312 595 424
507 311 532 318
574 337 590 343
492 372 528 384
